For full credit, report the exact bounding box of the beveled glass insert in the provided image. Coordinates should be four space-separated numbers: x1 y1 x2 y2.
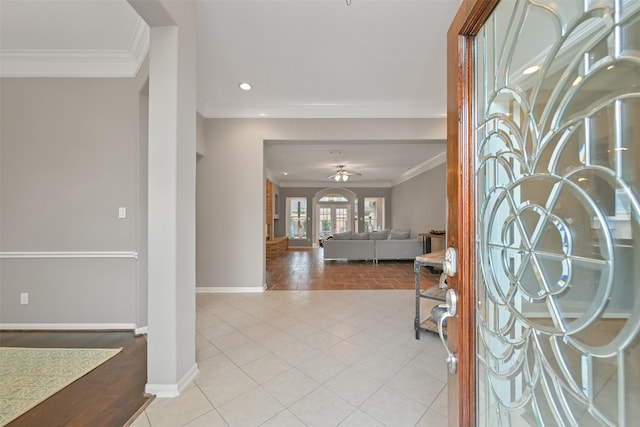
474 0 640 425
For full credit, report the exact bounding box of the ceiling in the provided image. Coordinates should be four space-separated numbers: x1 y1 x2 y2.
265 140 447 187
0 0 461 187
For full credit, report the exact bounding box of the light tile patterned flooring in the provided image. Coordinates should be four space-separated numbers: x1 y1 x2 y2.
131 290 448 427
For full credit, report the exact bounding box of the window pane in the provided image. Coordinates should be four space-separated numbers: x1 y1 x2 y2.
364 197 385 232
319 194 348 202
319 207 331 238
335 208 348 233
287 197 307 239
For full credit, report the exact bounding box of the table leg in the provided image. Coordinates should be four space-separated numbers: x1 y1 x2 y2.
414 260 421 340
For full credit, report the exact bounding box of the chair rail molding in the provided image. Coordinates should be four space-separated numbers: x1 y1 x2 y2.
0 251 139 259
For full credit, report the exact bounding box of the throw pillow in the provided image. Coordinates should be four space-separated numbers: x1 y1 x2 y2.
353 232 369 240
332 231 353 240
389 229 410 239
369 229 390 240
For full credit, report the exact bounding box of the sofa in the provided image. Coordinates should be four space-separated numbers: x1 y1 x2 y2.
323 229 423 262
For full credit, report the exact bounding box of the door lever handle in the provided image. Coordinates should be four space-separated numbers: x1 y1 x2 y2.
438 288 458 374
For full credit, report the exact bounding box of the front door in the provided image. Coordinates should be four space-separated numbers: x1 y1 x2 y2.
447 0 640 425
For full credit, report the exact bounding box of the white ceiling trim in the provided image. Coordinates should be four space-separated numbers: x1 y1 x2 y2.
391 151 447 187
198 100 447 119
0 17 149 78
265 169 281 187
279 180 394 189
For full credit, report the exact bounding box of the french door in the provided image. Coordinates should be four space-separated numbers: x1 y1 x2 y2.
447 0 640 425
318 204 351 239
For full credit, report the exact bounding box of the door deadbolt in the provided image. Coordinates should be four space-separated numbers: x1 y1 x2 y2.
443 247 458 277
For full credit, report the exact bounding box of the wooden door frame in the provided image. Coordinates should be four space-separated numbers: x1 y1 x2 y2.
446 1 499 426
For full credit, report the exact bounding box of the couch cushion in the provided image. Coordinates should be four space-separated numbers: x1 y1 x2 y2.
323 239 375 260
375 238 422 260
332 231 353 240
369 229 390 240
389 229 410 239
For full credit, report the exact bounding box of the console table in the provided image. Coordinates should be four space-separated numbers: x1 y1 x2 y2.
414 250 446 339
418 232 445 254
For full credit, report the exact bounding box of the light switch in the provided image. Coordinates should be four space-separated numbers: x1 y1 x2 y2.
118 207 127 219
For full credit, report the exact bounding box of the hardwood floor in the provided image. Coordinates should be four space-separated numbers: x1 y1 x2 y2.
266 247 440 290
0 331 149 427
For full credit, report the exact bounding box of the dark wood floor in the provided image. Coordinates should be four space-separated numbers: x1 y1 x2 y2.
266 247 440 290
0 331 149 427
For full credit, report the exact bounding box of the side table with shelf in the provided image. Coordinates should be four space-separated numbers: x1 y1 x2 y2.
414 250 446 339
418 232 446 254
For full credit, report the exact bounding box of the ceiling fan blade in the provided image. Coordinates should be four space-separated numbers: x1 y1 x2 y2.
344 170 362 176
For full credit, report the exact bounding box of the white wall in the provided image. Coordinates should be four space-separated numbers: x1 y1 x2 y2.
196 118 446 289
196 112 206 157
128 0 198 396
391 162 446 248
0 70 148 327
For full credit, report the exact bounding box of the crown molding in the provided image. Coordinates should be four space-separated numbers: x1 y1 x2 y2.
279 180 393 188
265 169 282 187
198 100 447 119
392 151 447 186
0 17 149 78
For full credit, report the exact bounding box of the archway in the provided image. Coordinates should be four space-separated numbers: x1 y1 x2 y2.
312 188 357 247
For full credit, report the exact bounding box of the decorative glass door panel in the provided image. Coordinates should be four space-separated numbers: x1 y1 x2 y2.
474 0 640 425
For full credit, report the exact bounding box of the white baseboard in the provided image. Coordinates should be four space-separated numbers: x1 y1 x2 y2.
145 362 199 398
134 326 148 335
0 323 137 331
196 285 266 293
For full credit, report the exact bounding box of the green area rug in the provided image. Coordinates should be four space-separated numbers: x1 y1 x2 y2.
0 347 122 426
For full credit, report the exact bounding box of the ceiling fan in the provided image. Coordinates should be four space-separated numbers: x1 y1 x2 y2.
327 165 362 182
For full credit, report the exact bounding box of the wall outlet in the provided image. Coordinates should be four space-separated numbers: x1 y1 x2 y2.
118 207 127 219
20 292 29 304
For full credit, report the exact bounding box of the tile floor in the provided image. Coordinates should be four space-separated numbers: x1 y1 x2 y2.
266 248 437 290
131 290 448 427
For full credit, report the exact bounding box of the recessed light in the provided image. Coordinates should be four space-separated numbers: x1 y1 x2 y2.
607 65 615 70
239 82 252 91
258 113 267 117
523 65 541 75
283 172 288 176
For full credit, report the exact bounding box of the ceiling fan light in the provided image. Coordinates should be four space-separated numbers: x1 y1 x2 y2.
335 175 341 182
343 175 349 182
